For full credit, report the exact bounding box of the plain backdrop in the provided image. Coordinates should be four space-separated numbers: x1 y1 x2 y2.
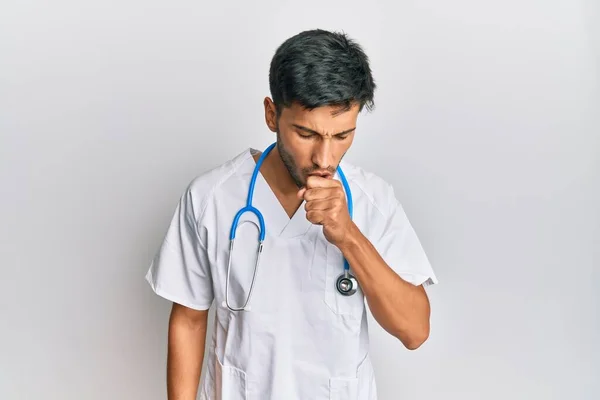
1 1 598 399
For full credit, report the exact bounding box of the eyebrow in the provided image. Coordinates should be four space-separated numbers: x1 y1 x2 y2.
292 124 356 136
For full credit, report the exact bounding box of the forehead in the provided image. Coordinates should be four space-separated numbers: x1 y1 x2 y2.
281 103 359 133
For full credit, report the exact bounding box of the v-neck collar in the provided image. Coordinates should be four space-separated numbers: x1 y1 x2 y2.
245 148 313 239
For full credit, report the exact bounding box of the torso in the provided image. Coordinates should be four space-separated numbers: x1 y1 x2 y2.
193 147 393 399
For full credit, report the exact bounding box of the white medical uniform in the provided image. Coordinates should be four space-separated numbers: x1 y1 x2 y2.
146 147 438 400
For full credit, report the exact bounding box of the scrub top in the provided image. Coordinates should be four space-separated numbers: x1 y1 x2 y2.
146 147 438 400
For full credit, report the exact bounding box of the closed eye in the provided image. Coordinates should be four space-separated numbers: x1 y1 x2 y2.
292 124 355 139
298 132 316 139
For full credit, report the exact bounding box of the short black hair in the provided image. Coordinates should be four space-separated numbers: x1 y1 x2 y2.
269 29 376 116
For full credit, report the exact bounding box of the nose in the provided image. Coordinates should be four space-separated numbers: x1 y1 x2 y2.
312 139 334 170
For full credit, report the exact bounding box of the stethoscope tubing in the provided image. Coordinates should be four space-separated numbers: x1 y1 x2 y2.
224 142 355 311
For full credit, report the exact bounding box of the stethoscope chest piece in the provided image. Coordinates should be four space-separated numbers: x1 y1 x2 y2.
336 271 358 296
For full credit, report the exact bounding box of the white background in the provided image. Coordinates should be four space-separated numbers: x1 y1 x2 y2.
1 1 598 399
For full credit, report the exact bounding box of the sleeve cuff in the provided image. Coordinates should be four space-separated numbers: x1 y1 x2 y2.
145 269 213 311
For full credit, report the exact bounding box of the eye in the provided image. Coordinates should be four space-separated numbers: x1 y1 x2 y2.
335 134 350 140
298 132 315 139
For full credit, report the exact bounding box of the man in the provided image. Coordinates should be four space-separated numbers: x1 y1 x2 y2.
146 29 438 400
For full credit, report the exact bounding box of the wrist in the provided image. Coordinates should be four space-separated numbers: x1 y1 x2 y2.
337 221 361 253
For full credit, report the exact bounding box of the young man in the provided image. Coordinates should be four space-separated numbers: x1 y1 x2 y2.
146 29 438 400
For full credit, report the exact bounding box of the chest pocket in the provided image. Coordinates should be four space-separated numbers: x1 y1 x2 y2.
324 242 365 320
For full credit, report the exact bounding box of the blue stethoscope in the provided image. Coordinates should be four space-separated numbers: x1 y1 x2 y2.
224 142 358 312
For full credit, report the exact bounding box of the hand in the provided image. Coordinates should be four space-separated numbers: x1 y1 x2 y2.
297 175 352 246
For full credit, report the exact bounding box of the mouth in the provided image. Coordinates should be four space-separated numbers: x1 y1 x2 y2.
309 171 333 179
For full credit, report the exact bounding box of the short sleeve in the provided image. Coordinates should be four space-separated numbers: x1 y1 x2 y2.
375 186 438 287
145 185 214 310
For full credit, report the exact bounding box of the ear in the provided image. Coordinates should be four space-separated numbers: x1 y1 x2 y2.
263 97 278 133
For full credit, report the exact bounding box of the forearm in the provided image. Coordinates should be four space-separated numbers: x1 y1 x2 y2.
338 223 431 349
167 305 209 400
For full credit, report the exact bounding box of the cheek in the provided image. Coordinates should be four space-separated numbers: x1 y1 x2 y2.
285 132 308 150
283 136 312 165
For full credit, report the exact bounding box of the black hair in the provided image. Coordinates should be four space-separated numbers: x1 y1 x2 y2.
269 29 376 116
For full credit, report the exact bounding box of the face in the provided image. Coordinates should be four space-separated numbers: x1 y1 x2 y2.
264 99 360 188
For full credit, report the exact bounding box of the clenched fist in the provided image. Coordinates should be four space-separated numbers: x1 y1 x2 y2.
297 175 352 246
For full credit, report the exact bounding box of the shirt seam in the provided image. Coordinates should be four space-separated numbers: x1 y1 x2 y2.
347 174 389 219
194 150 253 234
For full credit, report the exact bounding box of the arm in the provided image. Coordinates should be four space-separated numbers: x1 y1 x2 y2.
167 303 209 400
338 222 430 349
300 176 432 350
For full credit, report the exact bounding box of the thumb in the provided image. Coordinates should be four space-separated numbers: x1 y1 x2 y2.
297 187 306 199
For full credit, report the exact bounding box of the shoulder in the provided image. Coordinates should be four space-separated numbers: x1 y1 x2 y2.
339 160 396 217
181 148 252 219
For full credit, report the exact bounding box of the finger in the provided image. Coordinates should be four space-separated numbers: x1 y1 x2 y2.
303 187 341 202
305 210 325 225
306 207 345 226
297 187 307 199
303 187 329 201
304 198 336 211
306 175 341 189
